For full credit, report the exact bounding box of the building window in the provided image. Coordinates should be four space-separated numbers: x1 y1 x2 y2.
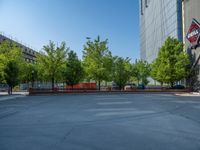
145 0 148 7
141 0 143 15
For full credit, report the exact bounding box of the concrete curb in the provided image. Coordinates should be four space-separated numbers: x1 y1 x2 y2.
29 91 190 96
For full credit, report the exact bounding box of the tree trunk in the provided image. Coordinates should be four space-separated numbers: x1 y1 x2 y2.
122 86 124 91
170 82 174 88
32 81 34 88
161 82 163 87
52 77 54 90
98 80 101 91
72 84 73 90
10 86 12 95
154 80 156 86
8 86 11 95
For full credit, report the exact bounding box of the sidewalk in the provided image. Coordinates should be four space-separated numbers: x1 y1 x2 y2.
0 92 28 101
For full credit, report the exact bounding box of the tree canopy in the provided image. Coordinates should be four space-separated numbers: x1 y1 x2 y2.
4 61 20 94
112 57 132 90
36 41 68 89
132 60 150 85
151 37 190 87
82 36 113 90
20 63 38 87
63 50 84 89
0 40 23 94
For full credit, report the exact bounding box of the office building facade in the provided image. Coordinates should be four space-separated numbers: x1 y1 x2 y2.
139 0 183 63
0 33 37 63
183 0 200 90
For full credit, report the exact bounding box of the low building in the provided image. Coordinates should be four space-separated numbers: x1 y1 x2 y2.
0 33 37 63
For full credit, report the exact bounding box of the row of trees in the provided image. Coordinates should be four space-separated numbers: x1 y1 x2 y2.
0 36 191 94
35 36 150 90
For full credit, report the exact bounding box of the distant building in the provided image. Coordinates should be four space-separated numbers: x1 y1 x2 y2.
139 0 183 63
182 0 200 90
0 33 37 63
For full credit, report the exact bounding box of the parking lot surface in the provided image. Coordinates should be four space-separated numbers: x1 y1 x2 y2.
0 94 200 150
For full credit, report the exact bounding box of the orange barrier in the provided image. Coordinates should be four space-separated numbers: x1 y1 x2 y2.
65 83 96 90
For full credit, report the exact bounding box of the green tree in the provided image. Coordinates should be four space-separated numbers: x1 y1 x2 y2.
4 61 20 94
132 60 150 85
150 59 165 86
112 57 132 90
151 37 190 87
20 63 38 88
37 41 68 90
0 54 6 83
63 50 84 89
0 40 23 93
82 36 113 90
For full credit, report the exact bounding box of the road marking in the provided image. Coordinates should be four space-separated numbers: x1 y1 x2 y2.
97 101 132 105
94 97 128 100
86 108 137 112
0 95 26 101
171 101 200 104
96 110 154 116
193 106 200 109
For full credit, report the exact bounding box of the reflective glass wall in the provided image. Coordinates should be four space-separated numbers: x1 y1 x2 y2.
139 0 183 63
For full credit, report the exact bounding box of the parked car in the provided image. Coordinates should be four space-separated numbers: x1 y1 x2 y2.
137 84 145 89
124 83 136 90
111 84 120 90
171 85 185 89
0 84 8 92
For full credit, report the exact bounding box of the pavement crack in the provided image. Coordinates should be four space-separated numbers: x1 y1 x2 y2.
61 126 74 142
52 126 75 149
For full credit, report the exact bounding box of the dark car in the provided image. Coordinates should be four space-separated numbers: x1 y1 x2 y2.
172 85 185 89
137 84 145 89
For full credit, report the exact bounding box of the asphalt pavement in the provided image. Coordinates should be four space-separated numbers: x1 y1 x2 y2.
0 94 200 150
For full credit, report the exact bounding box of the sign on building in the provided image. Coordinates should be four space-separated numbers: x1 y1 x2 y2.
186 18 200 49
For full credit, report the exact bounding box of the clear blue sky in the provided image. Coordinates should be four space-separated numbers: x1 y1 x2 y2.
0 0 139 61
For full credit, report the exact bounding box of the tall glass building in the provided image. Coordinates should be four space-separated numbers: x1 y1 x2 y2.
139 0 183 63
183 0 200 90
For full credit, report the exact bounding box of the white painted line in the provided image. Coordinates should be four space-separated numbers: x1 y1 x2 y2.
171 101 200 104
96 110 154 116
97 101 132 105
0 95 26 101
193 106 200 109
86 108 137 112
94 97 128 100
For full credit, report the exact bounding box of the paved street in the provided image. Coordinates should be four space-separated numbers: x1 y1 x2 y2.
0 94 200 150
